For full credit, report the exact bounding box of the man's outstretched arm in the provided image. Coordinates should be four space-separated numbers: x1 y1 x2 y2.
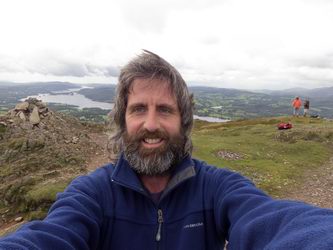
213 169 333 250
0 169 107 250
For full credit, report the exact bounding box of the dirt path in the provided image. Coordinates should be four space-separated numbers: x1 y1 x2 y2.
282 156 333 208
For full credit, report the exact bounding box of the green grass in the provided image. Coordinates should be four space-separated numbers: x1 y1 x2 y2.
0 109 8 116
24 180 70 213
192 116 333 197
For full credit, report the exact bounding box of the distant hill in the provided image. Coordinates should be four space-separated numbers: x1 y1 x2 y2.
189 86 294 119
1 82 333 119
78 85 116 103
78 85 333 119
0 82 80 110
260 87 333 119
0 81 79 91
263 86 333 99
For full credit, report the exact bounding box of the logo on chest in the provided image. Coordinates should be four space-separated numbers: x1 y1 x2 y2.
183 222 204 229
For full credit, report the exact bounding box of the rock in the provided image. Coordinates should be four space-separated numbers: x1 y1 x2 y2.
9 110 16 117
36 101 46 108
15 102 29 111
216 150 243 160
43 170 60 178
20 122 33 130
29 106 41 125
17 111 26 121
38 107 48 114
72 136 79 144
14 216 23 222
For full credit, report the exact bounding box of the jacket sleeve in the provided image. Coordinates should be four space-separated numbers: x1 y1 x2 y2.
213 170 333 250
0 171 106 250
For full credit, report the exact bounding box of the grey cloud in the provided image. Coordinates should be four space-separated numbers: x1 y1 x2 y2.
26 61 87 77
104 66 120 77
53 63 87 77
86 64 120 77
0 63 22 73
291 53 333 69
25 57 120 78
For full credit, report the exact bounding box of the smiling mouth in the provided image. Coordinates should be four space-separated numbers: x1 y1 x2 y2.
143 138 163 144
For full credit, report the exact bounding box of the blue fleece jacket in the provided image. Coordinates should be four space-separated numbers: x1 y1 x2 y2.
0 155 333 249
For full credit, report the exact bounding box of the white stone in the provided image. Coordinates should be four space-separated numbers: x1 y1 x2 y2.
29 106 41 125
15 102 29 111
14 216 23 222
18 111 26 121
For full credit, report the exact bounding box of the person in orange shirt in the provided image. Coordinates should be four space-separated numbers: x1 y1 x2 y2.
292 96 302 117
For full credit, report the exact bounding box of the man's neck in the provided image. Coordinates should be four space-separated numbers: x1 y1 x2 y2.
140 174 171 193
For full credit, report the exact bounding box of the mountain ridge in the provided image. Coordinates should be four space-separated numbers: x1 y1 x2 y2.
1 82 333 119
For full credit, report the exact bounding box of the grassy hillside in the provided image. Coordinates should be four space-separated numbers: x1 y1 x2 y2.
1 113 333 235
192 116 333 197
0 112 107 224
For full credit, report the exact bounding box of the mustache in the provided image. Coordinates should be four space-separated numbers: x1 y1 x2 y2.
124 129 169 143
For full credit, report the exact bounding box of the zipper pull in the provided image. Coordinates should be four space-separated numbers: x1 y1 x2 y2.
155 209 163 242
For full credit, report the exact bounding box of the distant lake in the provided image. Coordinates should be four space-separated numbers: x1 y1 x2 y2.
23 92 113 110
22 90 229 122
193 115 229 123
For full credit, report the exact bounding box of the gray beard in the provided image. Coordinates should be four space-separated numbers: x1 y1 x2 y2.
123 129 185 176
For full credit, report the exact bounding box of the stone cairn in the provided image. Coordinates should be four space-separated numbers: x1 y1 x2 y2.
4 98 52 127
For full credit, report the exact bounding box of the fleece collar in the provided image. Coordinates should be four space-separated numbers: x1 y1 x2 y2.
110 153 196 196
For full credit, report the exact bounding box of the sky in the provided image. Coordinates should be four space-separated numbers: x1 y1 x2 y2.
1 0 333 90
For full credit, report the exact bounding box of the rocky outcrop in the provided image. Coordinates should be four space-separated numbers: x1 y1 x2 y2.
0 100 110 233
2 98 52 127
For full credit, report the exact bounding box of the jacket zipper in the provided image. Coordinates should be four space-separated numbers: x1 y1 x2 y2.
155 209 163 242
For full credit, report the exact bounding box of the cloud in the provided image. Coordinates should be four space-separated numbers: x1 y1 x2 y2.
1 0 333 90
290 53 333 69
7 51 119 79
85 65 120 77
29 60 120 78
0 55 24 73
116 0 223 33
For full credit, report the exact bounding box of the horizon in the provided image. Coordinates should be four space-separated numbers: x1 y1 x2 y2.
1 80 333 92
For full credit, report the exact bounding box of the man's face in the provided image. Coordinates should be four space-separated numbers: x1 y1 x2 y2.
123 78 184 176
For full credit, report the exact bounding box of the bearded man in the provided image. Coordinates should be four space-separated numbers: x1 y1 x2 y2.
1 51 333 249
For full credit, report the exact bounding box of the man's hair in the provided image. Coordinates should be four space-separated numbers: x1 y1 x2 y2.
109 50 194 159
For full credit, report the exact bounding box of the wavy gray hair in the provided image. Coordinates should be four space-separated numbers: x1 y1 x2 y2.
109 50 193 160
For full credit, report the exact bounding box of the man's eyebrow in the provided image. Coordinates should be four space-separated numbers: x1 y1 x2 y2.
157 103 177 109
127 103 146 109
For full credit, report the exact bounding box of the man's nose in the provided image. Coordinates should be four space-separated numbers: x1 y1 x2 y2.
143 110 159 132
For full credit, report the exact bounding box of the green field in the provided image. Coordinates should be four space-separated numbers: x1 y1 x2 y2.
1 114 333 233
192 116 333 197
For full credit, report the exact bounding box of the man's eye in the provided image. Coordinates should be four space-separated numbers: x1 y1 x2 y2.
159 106 172 114
133 106 146 113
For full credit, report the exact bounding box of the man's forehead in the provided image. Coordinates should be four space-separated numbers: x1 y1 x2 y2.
129 78 173 94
